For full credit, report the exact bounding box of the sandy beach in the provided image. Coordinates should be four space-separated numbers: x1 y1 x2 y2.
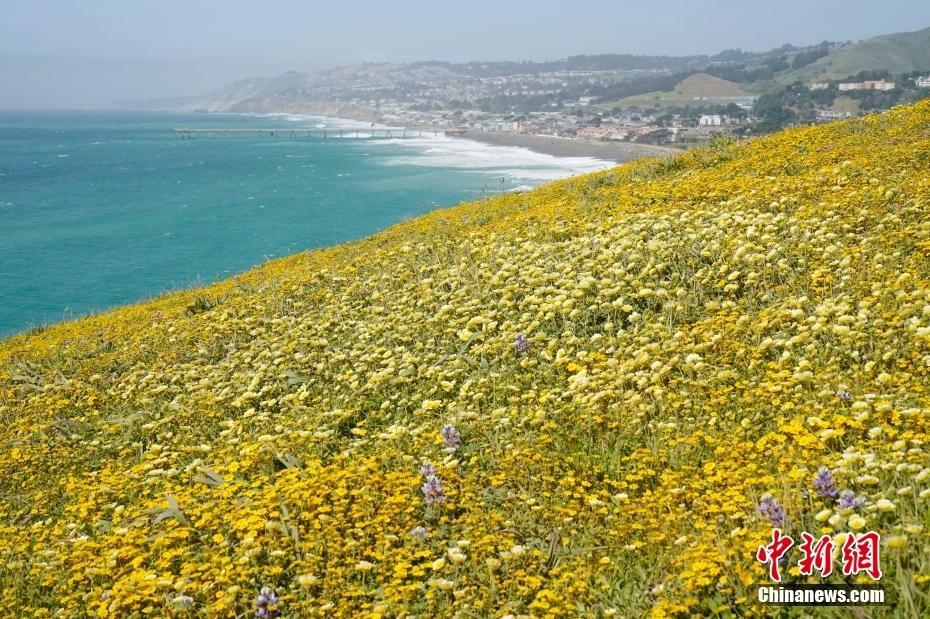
452 131 681 163
227 104 682 165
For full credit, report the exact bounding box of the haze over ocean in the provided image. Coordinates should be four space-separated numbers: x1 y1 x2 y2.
0 110 610 336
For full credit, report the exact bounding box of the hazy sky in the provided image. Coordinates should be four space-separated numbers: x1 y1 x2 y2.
2 0 928 108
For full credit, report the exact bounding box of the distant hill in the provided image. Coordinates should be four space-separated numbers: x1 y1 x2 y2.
145 64 463 113
603 27 930 110
137 47 789 114
139 26 930 115
607 72 749 108
786 26 930 82
411 53 710 77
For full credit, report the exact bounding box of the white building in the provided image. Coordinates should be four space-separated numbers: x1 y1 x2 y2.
809 82 830 91
698 114 723 127
838 80 895 91
817 110 852 120
916 76 930 88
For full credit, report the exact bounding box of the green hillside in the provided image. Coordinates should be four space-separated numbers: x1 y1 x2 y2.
789 26 930 82
609 72 748 108
604 28 930 113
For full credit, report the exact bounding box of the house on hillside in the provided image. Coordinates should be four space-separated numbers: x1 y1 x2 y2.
916 76 930 88
868 80 896 91
838 80 895 91
809 82 830 90
699 114 723 127
817 109 853 121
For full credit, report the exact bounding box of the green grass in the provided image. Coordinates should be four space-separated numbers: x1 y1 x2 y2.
786 26 930 83
607 73 749 109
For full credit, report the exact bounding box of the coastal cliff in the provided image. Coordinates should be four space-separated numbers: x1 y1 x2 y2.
2 101 930 616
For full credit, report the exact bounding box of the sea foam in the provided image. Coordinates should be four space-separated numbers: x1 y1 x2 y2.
368 133 613 183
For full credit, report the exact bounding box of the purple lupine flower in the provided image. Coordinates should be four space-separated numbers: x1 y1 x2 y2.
515 333 531 354
837 490 865 510
410 525 428 540
419 462 436 477
757 493 786 528
441 424 461 449
836 390 852 404
254 586 280 618
421 475 447 504
813 466 839 498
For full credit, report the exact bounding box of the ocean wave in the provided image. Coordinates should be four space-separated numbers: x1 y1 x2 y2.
192 112 608 184
368 134 612 183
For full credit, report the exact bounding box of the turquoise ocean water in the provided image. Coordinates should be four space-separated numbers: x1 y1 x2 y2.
0 110 609 336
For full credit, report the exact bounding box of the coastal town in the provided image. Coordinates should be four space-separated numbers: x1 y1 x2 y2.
368 72 930 149
152 31 930 152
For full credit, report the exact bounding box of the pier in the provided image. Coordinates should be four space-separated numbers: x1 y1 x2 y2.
174 127 443 140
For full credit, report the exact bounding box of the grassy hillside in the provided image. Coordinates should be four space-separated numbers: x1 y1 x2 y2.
2 102 930 617
609 72 748 108
790 26 930 82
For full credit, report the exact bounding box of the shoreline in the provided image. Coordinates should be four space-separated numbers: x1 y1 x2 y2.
222 106 681 164
235 111 632 177
450 131 681 164
177 106 682 165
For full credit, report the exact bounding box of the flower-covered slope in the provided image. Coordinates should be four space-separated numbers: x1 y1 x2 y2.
2 101 930 617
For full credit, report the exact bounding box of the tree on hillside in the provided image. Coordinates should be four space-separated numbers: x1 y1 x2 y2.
723 103 748 119
791 43 830 69
753 93 798 132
